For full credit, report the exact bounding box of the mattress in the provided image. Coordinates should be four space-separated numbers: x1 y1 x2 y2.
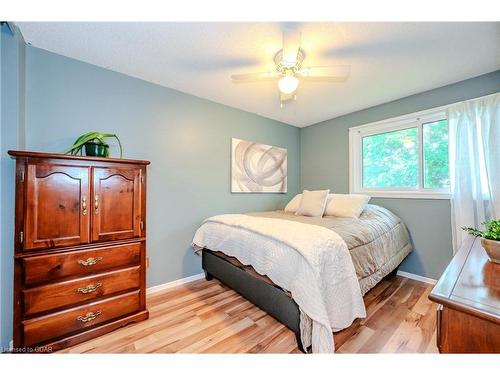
233 204 413 295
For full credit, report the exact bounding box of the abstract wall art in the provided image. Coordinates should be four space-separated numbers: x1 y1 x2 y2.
231 138 287 193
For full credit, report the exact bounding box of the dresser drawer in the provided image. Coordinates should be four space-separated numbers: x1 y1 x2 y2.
23 266 141 316
22 290 141 347
23 242 142 286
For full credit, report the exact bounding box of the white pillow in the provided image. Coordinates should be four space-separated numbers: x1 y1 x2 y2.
295 190 330 217
284 194 302 213
324 194 370 218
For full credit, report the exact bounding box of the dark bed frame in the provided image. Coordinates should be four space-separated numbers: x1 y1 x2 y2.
202 248 400 353
202 249 308 352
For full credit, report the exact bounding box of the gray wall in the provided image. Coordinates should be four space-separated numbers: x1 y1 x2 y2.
1 24 26 351
1 23 3 352
301 70 500 279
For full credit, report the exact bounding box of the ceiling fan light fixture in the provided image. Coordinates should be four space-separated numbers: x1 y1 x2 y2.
278 75 299 94
230 30 350 104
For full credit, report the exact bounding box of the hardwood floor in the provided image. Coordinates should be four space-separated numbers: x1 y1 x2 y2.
58 275 439 354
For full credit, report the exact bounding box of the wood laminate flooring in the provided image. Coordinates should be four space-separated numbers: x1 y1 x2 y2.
58 275 438 354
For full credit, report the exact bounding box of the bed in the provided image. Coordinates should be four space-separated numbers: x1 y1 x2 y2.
192 204 412 353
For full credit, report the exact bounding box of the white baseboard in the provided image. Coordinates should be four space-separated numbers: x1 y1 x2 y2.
145 270 434 296
397 270 436 285
147 273 205 295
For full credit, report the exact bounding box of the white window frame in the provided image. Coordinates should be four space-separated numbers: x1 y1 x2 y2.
349 107 450 199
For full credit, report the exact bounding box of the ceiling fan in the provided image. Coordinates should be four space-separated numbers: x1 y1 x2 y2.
230 29 351 107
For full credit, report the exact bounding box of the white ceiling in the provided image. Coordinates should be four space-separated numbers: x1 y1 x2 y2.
17 22 500 127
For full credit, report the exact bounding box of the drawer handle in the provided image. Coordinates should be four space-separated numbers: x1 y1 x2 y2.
94 194 99 215
77 257 103 267
82 196 88 216
76 310 102 323
76 283 102 294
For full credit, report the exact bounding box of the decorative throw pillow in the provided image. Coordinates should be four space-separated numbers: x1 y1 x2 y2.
284 194 302 213
295 189 330 217
324 194 371 218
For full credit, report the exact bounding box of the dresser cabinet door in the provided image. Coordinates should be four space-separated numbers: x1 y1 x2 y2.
92 167 142 242
24 163 91 250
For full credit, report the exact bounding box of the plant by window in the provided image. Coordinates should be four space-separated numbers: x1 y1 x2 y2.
463 220 500 241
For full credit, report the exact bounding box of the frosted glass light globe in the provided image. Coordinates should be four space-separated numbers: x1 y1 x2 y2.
278 75 299 94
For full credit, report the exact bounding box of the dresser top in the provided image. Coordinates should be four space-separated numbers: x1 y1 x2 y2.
429 237 500 324
8 150 150 165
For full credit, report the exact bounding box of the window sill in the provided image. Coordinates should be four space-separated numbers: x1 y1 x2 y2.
351 189 451 200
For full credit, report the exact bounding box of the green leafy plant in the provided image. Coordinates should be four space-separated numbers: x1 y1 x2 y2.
462 220 500 241
65 131 123 158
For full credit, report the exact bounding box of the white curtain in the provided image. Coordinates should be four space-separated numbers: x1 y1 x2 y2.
448 93 500 252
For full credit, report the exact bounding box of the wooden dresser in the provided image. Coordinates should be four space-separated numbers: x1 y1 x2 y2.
429 237 500 353
8 150 150 351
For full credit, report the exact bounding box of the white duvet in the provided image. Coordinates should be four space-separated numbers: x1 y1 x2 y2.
192 214 366 353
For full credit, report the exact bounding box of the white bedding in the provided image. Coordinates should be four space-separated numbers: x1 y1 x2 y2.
192 214 366 353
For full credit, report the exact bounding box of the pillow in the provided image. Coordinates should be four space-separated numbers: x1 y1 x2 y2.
324 194 370 218
295 190 330 217
284 194 302 213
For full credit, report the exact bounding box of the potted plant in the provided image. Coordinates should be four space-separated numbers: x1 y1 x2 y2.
463 220 500 264
65 131 123 158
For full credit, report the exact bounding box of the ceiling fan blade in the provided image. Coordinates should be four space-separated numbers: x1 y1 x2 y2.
297 65 351 81
231 72 280 83
282 29 301 66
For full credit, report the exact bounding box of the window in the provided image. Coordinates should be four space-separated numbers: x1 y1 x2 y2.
362 127 419 189
349 109 450 199
422 119 450 189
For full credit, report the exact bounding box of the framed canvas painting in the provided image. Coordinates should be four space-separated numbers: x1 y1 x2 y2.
231 138 287 193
